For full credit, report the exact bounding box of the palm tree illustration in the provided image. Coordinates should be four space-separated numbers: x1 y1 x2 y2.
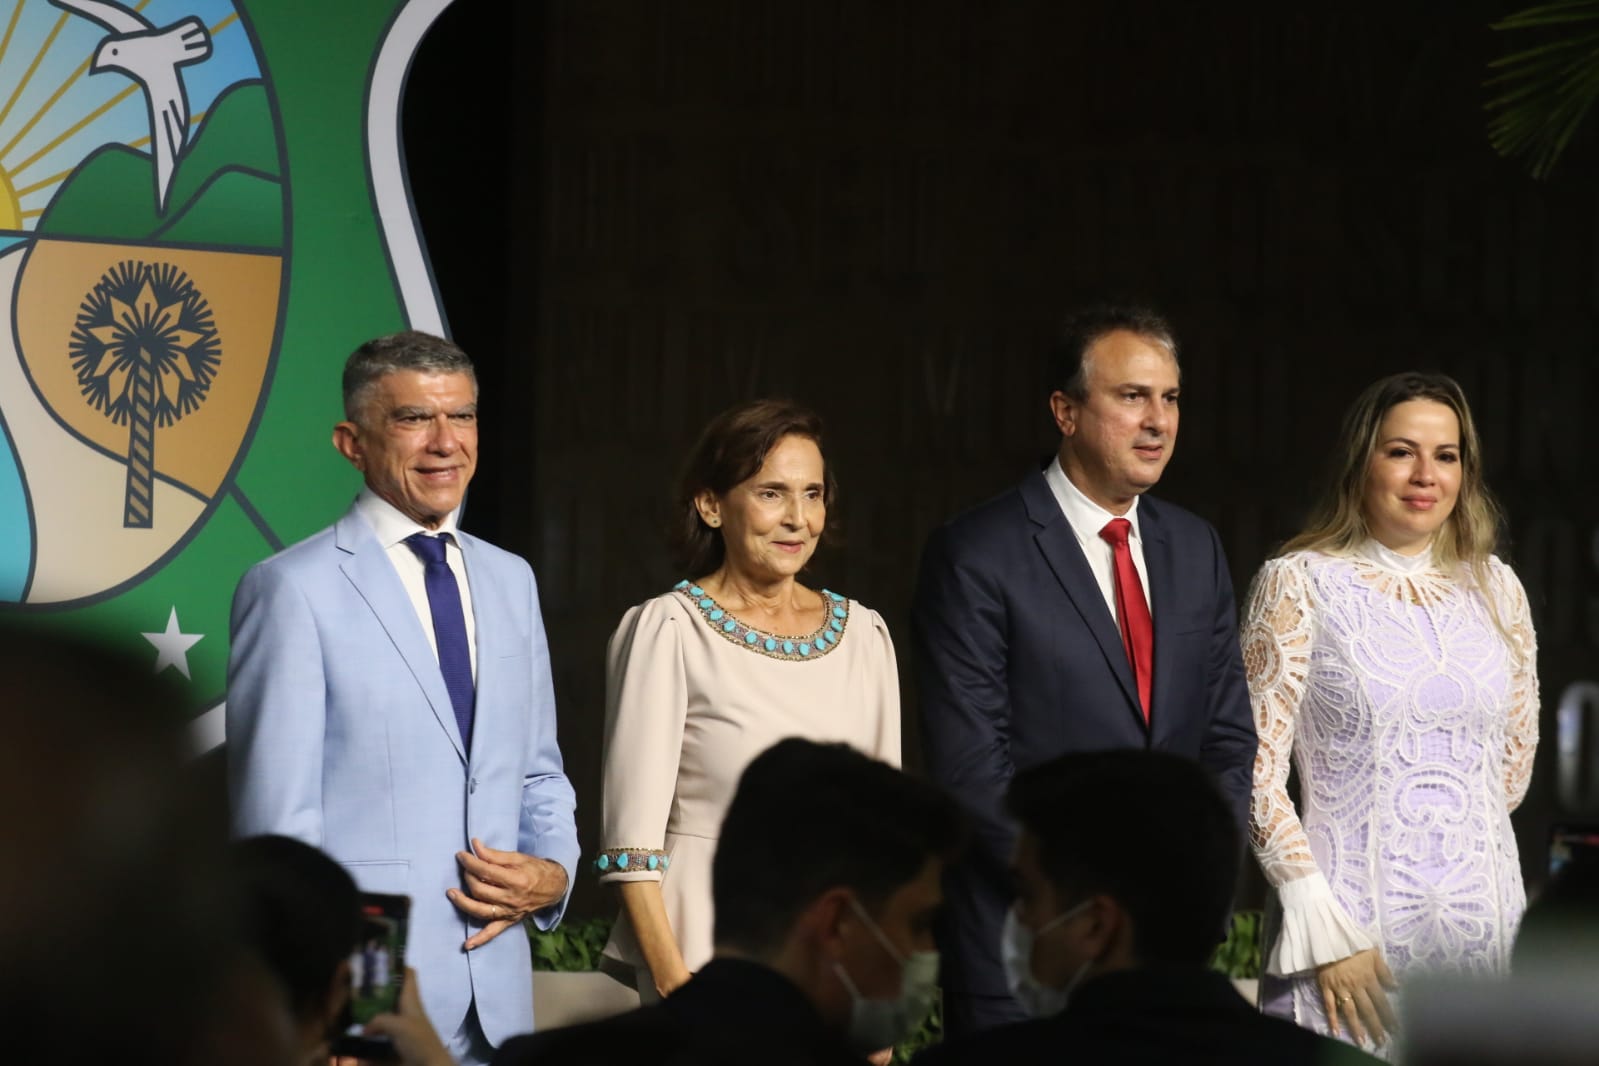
69 260 221 528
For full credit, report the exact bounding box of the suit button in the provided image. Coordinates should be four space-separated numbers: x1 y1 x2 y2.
469 778 477 794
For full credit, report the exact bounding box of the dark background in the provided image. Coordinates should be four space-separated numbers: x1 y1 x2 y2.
402 0 1599 918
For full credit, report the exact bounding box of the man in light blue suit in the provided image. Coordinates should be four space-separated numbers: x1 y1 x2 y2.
227 331 579 1065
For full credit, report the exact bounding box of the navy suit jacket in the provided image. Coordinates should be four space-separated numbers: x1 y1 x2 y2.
913 968 1379 1066
912 470 1256 1025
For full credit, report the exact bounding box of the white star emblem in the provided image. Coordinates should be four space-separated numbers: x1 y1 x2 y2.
141 606 204 679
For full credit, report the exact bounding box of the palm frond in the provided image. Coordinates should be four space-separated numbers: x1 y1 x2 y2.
1486 0 1599 178
1494 0 1599 31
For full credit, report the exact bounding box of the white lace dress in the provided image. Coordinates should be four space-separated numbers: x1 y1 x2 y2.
1243 541 1538 1056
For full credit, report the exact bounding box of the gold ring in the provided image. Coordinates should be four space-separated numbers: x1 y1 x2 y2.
1338 994 1354 1004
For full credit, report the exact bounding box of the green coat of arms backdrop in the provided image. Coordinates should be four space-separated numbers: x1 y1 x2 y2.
0 0 453 748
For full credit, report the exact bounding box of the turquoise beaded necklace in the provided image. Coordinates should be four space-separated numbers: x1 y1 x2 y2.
674 580 849 661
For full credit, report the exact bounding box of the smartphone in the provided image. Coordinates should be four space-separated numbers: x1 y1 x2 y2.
329 892 410 1062
1548 823 1599 878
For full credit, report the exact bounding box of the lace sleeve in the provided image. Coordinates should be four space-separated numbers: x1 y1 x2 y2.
1244 556 1316 887
1491 558 1540 812
1243 555 1374 975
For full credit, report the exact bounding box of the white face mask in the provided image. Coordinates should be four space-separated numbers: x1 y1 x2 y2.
832 897 941 1053
1000 899 1095 1018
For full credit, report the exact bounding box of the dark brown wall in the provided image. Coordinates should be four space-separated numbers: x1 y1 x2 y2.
409 1 1599 917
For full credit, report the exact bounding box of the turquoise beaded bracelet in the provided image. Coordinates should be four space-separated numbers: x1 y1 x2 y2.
594 847 671 873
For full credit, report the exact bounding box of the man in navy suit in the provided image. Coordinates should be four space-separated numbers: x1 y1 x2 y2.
913 751 1374 1066
227 331 579 1065
913 305 1256 1035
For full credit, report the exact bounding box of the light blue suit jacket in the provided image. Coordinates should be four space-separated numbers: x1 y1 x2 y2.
226 502 579 1046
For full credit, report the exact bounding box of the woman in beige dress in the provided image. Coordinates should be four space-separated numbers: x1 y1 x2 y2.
595 399 901 999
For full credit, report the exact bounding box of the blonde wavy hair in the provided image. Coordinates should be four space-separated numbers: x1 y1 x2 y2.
1281 371 1515 646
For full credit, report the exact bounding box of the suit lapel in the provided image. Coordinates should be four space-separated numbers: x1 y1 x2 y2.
1022 474 1143 723
1140 499 1178 744
456 532 503 768
335 507 467 764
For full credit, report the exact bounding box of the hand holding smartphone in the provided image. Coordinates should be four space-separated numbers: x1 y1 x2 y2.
330 892 410 1062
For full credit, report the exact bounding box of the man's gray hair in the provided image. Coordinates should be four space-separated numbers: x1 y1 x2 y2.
341 330 477 421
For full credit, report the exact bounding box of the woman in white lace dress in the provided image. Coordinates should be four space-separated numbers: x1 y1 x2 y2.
1243 372 1538 1059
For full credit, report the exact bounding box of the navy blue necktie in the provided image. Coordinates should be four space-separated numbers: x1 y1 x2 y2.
404 532 474 750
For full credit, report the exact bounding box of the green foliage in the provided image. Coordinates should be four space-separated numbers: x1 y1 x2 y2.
1486 0 1599 178
895 995 943 1064
528 916 614 973
1209 909 1263 980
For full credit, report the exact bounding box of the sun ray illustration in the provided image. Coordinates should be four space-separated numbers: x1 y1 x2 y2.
0 1 261 232
0 52 96 162
7 81 139 177
14 164 73 196
0 3 27 78
0 0 152 163
0 5 247 222
0 9 70 133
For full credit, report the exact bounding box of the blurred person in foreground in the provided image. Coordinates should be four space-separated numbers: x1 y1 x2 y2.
233 833 455 1066
1512 850 1599 975
597 399 900 1000
916 750 1377 1066
497 738 962 1066
0 627 292 1066
1244 373 1538 1057
1402 853 1599 1066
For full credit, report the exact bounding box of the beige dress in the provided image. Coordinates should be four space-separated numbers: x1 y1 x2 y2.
597 582 901 980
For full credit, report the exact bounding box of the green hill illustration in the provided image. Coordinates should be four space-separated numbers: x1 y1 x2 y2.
36 81 282 250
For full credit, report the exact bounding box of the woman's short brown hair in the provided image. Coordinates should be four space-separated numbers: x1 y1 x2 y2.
670 399 838 578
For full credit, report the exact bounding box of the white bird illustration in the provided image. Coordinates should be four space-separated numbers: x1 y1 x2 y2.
51 0 212 215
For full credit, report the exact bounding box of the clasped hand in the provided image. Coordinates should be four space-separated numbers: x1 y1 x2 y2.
446 837 569 950
1316 947 1399 1049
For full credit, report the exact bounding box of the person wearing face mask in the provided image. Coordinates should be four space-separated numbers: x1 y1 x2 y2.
913 305 1257 1036
915 750 1377 1066
494 738 963 1066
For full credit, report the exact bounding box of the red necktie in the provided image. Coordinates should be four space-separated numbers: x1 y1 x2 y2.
1099 518 1152 723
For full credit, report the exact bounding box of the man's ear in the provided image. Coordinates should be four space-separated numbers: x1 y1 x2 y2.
795 886 855 962
332 421 364 471
1077 894 1125 959
1049 390 1077 437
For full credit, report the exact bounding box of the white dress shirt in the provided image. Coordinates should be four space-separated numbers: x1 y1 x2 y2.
1043 457 1152 622
355 489 478 678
